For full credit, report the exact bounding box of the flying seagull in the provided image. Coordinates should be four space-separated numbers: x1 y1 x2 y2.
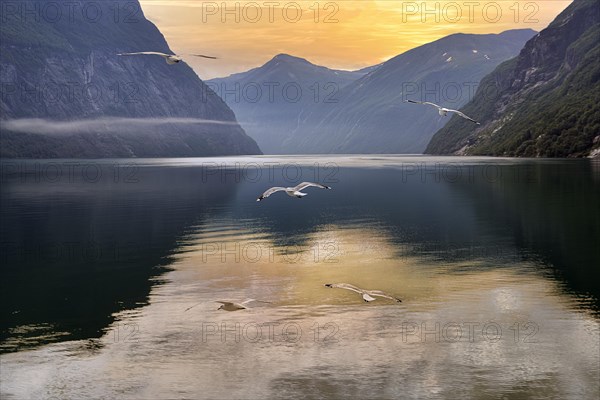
405 99 480 124
184 299 270 312
118 52 218 65
257 182 332 201
324 283 402 303
216 299 272 311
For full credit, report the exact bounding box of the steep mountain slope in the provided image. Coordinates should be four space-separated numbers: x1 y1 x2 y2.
426 0 600 157
0 0 261 158
283 29 536 154
207 54 371 153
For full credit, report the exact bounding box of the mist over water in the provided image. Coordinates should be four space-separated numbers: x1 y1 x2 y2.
0 117 240 136
1 156 598 399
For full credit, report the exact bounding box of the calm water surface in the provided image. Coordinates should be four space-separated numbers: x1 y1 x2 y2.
1 156 599 399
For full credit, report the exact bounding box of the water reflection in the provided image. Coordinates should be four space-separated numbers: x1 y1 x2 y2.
450 161 600 306
0 162 240 350
1 220 598 399
0 157 598 399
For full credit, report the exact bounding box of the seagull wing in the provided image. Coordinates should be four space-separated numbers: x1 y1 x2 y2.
336 283 363 293
422 101 442 109
405 99 441 109
216 301 248 310
325 283 364 295
326 283 401 303
191 54 218 59
118 52 171 58
447 109 480 124
293 182 332 191
365 290 402 302
241 299 272 305
257 187 286 201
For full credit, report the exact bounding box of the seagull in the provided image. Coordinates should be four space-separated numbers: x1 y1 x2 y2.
118 52 218 65
216 299 273 311
324 283 402 303
257 182 332 201
405 99 480 124
184 299 270 312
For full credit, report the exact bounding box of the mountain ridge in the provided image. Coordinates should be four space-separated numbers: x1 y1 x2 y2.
425 0 600 157
282 29 537 154
0 0 261 158
207 53 370 153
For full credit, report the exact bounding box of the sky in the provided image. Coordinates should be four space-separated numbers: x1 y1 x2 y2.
139 0 572 79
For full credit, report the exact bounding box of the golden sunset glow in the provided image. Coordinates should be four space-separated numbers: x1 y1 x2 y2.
140 0 572 79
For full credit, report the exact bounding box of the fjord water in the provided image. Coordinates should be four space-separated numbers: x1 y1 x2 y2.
1 156 599 399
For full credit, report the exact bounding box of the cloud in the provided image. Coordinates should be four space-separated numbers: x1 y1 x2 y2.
0 117 239 135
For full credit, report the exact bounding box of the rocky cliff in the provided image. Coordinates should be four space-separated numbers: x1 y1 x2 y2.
0 0 261 158
426 0 600 157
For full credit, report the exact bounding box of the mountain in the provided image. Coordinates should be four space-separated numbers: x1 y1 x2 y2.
282 29 537 154
0 0 261 158
207 54 372 153
425 0 600 157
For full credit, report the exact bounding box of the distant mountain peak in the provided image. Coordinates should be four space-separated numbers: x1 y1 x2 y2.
497 28 538 38
271 53 311 64
441 28 537 43
500 28 537 34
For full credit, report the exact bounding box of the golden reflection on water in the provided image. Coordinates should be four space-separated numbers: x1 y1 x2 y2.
1 220 598 399
174 220 581 314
